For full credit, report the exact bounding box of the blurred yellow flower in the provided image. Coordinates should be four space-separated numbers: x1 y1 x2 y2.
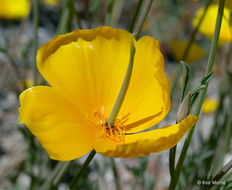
43 0 59 6
192 5 232 45
171 39 205 63
202 97 219 114
18 78 42 91
0 0 30 19
18 26 198 161
215 0 232 10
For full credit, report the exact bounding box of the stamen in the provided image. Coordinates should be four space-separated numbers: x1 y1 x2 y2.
94 111 128 142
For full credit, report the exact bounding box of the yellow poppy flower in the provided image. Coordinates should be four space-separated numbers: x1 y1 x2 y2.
171 39 205 63
202 97 219 114
215 0 232 10
192 5 232 45
18 26 198 161
0 0 30 19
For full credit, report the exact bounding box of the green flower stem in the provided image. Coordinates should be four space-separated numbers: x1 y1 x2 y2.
169 145 177 177
33 0 39 86
88 0 100 28
69 150 96 189
104 0 116 26
105 0 123 27
129 0 143 33
170 0 212 99
108 43 136 126
53 161 73 187
110 157 120 190
56 0 74 34
40 161 66 190
168 0 225 189
133 0 154 39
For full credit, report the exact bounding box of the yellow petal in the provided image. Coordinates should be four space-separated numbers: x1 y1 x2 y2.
19 86 98 161
215 0 232 10
171 39 205 63
202 97 219 114
192 5 232 45
37 26 133 119
118 36 170 133
0 0 30 19
95 115 199 158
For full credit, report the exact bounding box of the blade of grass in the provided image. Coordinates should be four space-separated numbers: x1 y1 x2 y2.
110 0 124 27
104 0 116 26
104 0 123 27
56 0 74 34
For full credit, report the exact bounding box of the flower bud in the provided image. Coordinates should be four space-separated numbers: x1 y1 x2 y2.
177 92 191 123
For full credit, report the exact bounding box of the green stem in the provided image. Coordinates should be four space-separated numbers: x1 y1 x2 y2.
56 0 73 34
110 158 120 190
169 145 176 177
105 0 123 27
170 0 212 99
168 0 225 189
52 161 73 188
107 44 136 126
69 150 96 189
33 0 39 86
129 0 143 33
88 0 100 28
104 0 116 26
133 0 154 39
40 162 67 190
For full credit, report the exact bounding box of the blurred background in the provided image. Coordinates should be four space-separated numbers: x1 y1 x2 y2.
0 0 231 189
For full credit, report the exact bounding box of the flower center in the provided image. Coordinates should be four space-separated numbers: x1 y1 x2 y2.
94 112 128 142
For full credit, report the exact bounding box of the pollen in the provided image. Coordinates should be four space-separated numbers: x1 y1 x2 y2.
94 112 128 142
